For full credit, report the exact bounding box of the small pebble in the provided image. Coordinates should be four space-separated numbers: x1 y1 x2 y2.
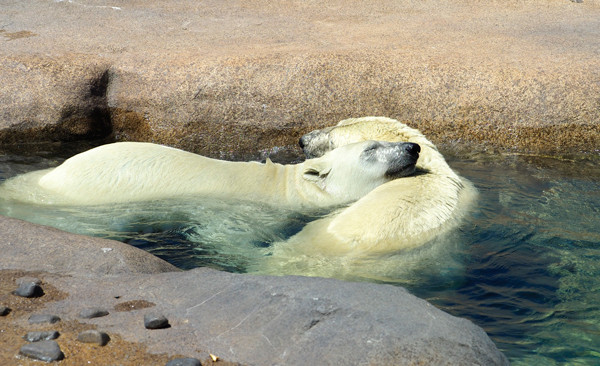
144 313 170 329
28 314 61 324
0 305 11 316
13 281 44 298
79 307 109 319
19 340 64 362
77 329 110 346
24 331 60 342
166 357 202 366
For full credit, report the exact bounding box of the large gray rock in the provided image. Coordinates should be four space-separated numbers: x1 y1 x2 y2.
0 215 179 276
0 215 508 365
1 0 599 155
42 268 509 365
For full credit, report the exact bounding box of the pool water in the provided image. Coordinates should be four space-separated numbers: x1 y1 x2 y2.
1 143 599 365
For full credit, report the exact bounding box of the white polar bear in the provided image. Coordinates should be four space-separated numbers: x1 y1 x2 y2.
0 140 420 208
261 117 477 276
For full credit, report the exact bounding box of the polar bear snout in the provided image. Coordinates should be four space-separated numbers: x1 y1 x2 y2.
403 142 421 155
379 141 420 178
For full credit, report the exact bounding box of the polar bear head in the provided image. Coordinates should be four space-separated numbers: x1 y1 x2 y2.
299 117 435 159
302 140 420 202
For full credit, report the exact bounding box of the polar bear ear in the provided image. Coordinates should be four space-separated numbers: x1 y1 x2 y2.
302 161 332 188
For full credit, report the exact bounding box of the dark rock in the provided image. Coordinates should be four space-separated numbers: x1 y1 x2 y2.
144 314 170 329
28 314 61 324
23 331 60 342
13 280 44 298
79 307 109 319
77 330 110 346
166 358 202 366
0 305 10 316
19 340 64 362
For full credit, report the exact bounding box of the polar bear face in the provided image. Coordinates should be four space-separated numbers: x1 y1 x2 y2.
302 140 420 202
299 117 429 159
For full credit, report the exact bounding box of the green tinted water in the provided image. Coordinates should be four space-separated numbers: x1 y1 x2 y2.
1 145 599 365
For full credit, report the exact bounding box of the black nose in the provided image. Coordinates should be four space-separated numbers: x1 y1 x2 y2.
298 137 305 149
404 143 420 155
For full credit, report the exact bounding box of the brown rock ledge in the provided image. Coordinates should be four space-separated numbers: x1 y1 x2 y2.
0 0 598 156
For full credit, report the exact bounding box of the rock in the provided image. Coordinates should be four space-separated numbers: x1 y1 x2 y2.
0 0 599 155
13 281 44 298
36 268 509 365
23 331 60 342
166 358 202 366
144 314 170 330
79 307 109 319
19 340 64 362
77 330 110 346
28 314 61 324
0 216 179 276
0 305 10 316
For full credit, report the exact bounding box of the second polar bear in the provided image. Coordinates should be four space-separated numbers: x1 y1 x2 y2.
0 140 420 208
270 117 477 259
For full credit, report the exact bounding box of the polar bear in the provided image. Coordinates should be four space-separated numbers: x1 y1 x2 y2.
0 140 420 208
261 117 477 276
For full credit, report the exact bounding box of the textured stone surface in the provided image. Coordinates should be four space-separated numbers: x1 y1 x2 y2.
1 0 598 156
23 331 60 343
77 329 111 346
19 340 64 362
79 307 110 319
144 313 170 330
0 215 179 276
28 314 61 324
0 214 508 365
13 280 43 298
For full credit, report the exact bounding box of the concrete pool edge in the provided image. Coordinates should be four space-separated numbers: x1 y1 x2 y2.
0 215 509 365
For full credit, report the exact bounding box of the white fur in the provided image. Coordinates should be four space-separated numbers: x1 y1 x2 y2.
0 140 412 208
263 117 477 274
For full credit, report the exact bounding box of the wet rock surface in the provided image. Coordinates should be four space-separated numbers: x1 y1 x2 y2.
0 0 598 156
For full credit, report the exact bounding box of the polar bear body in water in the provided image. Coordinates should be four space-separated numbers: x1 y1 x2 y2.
256 117 477 280
0 140 420 209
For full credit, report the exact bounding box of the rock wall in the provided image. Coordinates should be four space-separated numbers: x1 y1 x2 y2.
1 0 599 156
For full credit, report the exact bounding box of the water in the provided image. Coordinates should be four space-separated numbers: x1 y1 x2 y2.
1 143 599 365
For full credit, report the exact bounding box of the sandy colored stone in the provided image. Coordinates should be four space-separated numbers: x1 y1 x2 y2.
0 0 598 156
